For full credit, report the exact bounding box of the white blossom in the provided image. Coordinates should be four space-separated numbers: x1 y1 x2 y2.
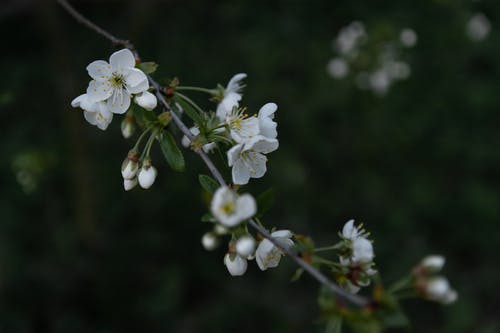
327 58 349 79
71 93 113 130
201 232 219 251
227 135 279 185
210 186 256 227
257 103 278 139
236 236 256 258
335 21 366 57
138 165 157 189
400 28 418 47
421 255 445 273
225 107 259 143
85 49 150 114
181 127 216 153
216 73 247 120
424 277 458 304
466 13 491 42
224 253 248 276
255 230 294 271
123 178 137 191
134 91 157 111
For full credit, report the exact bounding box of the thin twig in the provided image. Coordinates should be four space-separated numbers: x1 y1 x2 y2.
57 0 369 307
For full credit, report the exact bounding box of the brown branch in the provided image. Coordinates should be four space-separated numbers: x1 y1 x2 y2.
57 0 369 307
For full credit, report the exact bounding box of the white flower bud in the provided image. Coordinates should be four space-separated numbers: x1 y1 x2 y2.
236 236 256 258
121 118 135 139
134 91 157 111
424 276 457 304
201 232 219 251
421 255 445 273
121 158 138 180
214 224 229 235
223 253 247 276
138 165 157 189
123 178 137 191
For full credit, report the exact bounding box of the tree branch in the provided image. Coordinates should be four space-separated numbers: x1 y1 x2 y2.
57 0 369 307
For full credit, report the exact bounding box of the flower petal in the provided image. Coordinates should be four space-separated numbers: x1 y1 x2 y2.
236 194 256 221
86 80 113 102
226 73 247 93
244 136 279 154
124 67 149 93
109 49 135 70
227 143 244 167
107 90 131 114
258 102 278 139
134 91 157 110
86 60 112 81
232 159 251 185
271 230 293 239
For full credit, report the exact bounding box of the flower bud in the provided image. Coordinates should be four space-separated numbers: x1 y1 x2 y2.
214 224 229 235
420 255 445 273
121 158 139 180
121 117 135 139
135 91 157 111
236 236 256 258
223 253 247 276
201 232 219 251
123 177 137 191
424 276 457 304
138 164 157 189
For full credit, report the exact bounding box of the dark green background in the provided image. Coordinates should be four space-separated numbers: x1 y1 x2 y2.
1 0 499 332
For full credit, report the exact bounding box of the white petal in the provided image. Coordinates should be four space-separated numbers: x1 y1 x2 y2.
271 230 293 239
94 104 113 130
342 220 357 239
351 237 374 264
109 49 135 70
86 60 112 81
123 178 137 191
86 80 113 102
224 253 247 276
107 90 131 114
125 68 149 94
246 152 267 179
134 91 157 110
83 110 97 125
226 73 247 93
72 94 97 112
235 194 256 221
227 144 244 167
258 102 278 139
230 116 259 143
232 160 251 185
244 136 279 154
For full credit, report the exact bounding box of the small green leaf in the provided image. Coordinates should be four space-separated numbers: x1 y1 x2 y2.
256 188 275 218
199 174 220 194
291 268 304 282
159 131 185 172
137 61 158 74
133 105 157 127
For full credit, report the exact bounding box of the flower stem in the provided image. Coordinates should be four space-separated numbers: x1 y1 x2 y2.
176 86 216 94
388 275 414 293
133 127 152 151
175 92 205 114
314 242 344 253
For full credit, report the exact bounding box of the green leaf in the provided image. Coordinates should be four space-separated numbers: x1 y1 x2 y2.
256 188 275 218
159 131 185 172
201 213 216 223
133 105 157 127
174 96 203 126
137 61 158 74
199 174 220 194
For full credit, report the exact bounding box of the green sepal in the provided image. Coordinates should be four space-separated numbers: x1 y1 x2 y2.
137 61 158 74
199 174 220 194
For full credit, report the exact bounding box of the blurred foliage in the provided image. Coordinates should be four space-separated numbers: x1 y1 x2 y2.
1 0 500 332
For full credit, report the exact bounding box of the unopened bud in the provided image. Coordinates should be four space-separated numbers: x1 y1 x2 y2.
138 164 157 189
424 276 457 304
236 236 256 258
135 91 157 111
201 232 219 251
121 116 135 139
123 177 138 191
214 224 229 235
420 255 445 273
224 253 247 276
121 154 139 180
158 112 172 127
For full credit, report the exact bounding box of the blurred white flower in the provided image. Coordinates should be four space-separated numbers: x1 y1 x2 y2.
138 164 157 189
400 28 418 47
210 186 256 227
257 103 278 139
421 255 445 273
227 135 279 185
216 73 247 120
256 230 294 271
335 21 366 57
369 69 391 95
424 277 458 304
85 49 149 114
466 13 491 41
327 58 349 79
387 61 411 80
236 236 256 258
201 232 219 251
224 253 248 276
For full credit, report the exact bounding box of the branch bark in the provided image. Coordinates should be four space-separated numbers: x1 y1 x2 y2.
56 0 369 307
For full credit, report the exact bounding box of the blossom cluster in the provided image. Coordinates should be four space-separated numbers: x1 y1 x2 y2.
414 255 458 304
327 21 416 96
203 186 294 276
182 74 279 185
71 49 157 130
